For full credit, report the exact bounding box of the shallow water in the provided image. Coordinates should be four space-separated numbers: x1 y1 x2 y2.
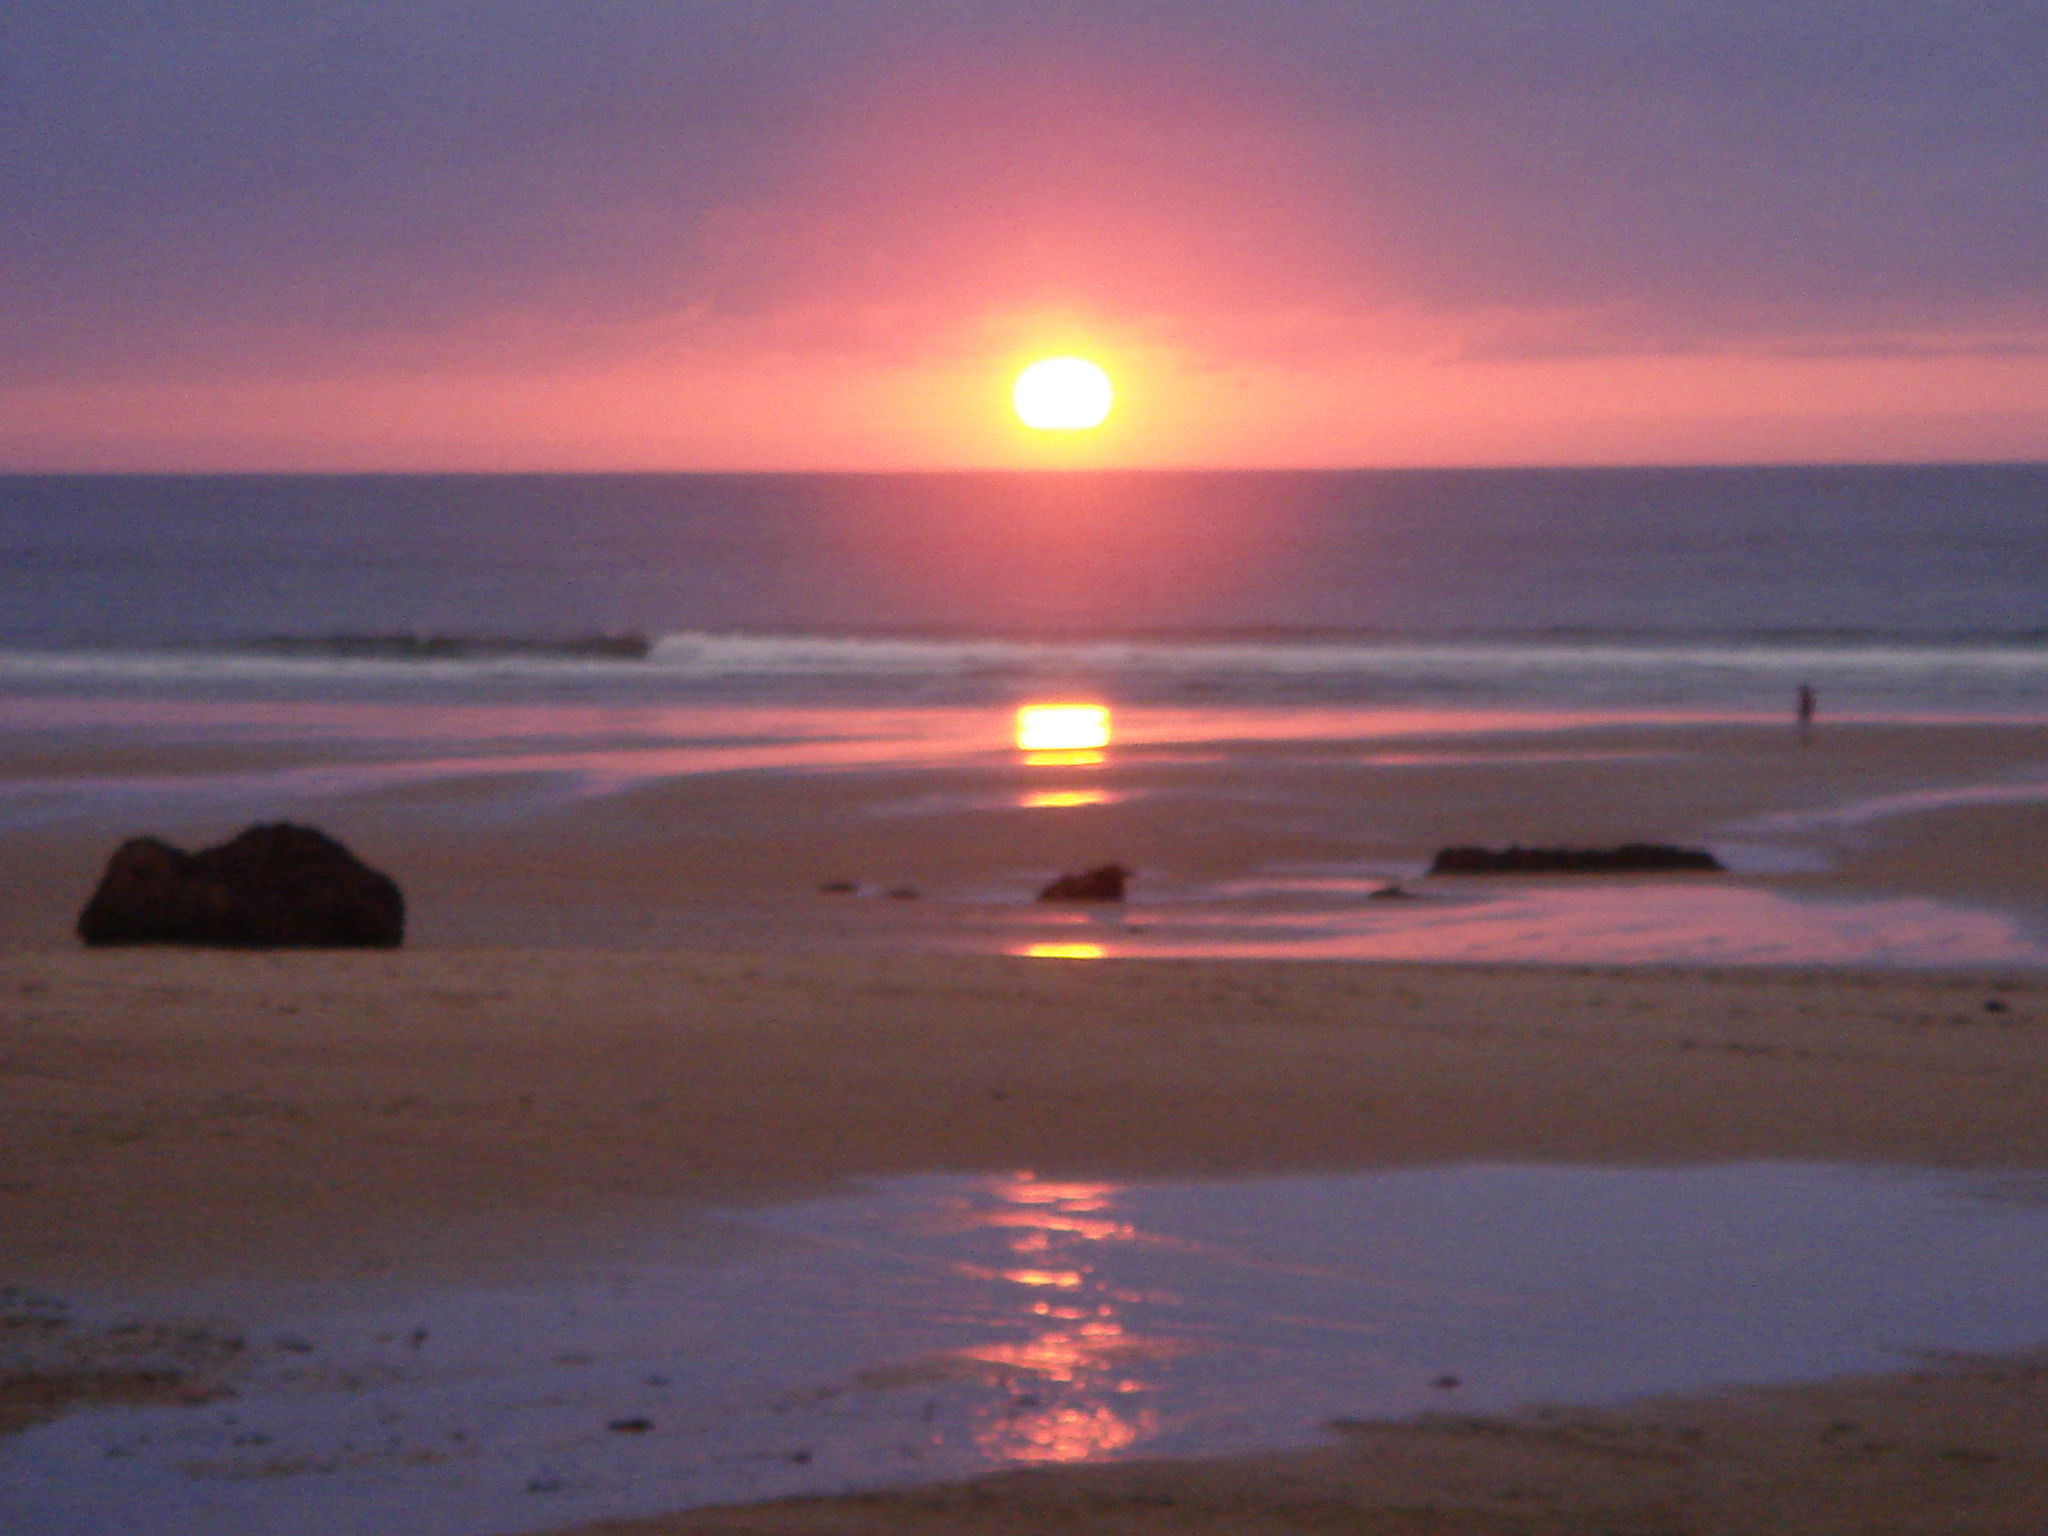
8 690 2048 965
8 1163 2048 1536
1000 880 2048 966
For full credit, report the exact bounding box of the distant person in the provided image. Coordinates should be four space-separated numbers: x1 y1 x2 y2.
1797 683 1817 744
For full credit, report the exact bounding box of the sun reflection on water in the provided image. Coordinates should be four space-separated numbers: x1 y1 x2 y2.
937 1173 1180 1463
1021 787 1114 808
1018 942 1108 960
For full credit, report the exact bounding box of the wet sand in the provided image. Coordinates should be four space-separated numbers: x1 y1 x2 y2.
7 713 2048 1530
6 949 2048 1290
585 1350 2048 1536
5 714 2048 958
6 950 2048 1532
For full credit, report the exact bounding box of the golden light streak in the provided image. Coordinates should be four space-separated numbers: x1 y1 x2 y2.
1021 788 1113 808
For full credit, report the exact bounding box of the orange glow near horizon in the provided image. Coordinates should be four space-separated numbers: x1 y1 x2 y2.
1016 703 1112 752
13 329 2048 472
1019 942 1109 959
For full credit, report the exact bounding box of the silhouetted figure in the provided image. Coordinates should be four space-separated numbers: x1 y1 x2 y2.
1797 683 1817 744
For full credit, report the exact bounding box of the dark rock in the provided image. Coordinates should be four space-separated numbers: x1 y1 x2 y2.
1367 883 1418 900
1036 864 1130 902
249 632 648 661
77 823 405 948
818 879 859 895
1428 843 1724 875
607 1417 653 1433
884 885 921 900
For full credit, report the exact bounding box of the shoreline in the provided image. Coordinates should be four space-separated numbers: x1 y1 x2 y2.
7 948 2045 1287
575 1347 2048 1536
4 714 2048 964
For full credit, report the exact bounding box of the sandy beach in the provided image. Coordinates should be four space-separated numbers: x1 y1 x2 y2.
7 710 2048 1531
6 713 2048 960
6 944 2048 1531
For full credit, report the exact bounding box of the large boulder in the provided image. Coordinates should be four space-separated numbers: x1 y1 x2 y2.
77 823 405 948
1036 864 1130 902
1429 843 1724 875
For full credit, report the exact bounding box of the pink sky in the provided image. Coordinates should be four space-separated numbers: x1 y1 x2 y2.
4 4 2043 471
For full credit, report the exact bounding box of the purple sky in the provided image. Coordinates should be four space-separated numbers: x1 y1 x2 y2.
4 2 2043 467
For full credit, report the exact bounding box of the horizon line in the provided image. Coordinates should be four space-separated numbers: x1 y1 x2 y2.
3 456 2046 478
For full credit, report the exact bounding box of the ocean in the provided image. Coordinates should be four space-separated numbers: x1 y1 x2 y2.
6 465 2048 963
4 464 2048 712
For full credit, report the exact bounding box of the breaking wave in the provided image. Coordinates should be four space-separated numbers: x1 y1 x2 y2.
5 628 2048 713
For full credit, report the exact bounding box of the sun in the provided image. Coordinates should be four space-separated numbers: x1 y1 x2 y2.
1013 357 1114 431
1015 703 1111 751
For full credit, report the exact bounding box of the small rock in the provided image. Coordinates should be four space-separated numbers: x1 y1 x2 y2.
818 880 858 895
1985 998 2011 1014
1429 843 1724 875
885 886 921 900
1036 864 1130 902
607 1417 653 1434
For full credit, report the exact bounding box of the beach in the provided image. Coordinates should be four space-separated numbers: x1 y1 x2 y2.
7 709 2048 963
5 946 2048 1532
7 711 2048 1535
7 469 2048 1531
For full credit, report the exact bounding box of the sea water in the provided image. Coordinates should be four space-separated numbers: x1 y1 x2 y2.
4 465 2047 709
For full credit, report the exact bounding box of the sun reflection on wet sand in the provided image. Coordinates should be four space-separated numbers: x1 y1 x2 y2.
936 1173 1178 1463
1017 942 1108 959
1015 702 1113 770
1020 787 1114 808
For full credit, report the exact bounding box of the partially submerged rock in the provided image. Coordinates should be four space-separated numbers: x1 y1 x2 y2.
1037 864 1130 902
1429 843 1724 875
77 823 405 948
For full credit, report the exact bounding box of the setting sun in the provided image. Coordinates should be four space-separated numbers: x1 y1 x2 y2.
1015 703 1112 752
1013 358 1114 431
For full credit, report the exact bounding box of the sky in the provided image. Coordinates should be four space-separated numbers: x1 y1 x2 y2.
3 1 2044 471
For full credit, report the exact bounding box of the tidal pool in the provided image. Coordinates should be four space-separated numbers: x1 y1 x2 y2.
8 1162 2048 1536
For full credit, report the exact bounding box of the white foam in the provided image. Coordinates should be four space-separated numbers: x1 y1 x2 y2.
7 632 2048 694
